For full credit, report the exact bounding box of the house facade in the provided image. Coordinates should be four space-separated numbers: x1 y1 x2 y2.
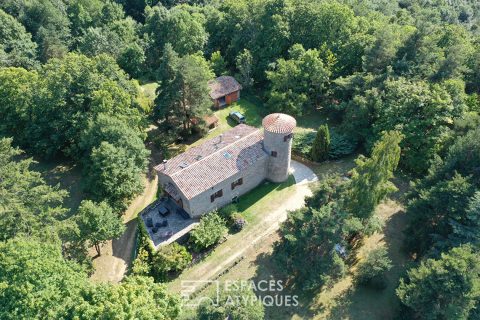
154 113 296 218
208 76 242 108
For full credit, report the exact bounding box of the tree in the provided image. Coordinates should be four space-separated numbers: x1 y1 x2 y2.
0 9 37 68
235 49 254 89
75 200 125 256
0 237 87 320
397 245 480 320
0 67 38 146
197 284 264 320
266 44 330 116
311 124 330 162
210 50 227 76
0 138 67 241
144 5 208 70
3 0 72 62
273 204 347 291
405 128 480 257
154 48 214 134
72 276 181 319
345 131 402 223
448 192 480 248
118 42 146 78
363 23 413 74
356 247 392 289
30 53 139 158
83 142 146 212
0 237 181 319
189 212 227 252
151 242 192 281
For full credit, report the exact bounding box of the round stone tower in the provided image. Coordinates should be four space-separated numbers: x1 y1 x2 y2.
262 113 297 183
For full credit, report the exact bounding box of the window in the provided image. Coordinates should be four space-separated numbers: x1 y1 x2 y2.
210 189 223 202
284 133 293 142
231 178 243 190
271 151 277 157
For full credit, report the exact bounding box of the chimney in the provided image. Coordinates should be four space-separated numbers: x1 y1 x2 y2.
163 159 167 170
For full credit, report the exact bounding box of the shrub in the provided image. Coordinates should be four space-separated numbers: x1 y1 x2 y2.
132 247 151 276
132 216 155 276
292 131 316 158
232 213 247 232
218 204 238 223
197 284 264 320
189 212 227 252
151 242 192 281
293 130 356 161
328 131 356 159
356 247 392 289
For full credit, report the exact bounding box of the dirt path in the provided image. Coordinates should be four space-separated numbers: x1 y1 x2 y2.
168 161 317 293
90 175 158 283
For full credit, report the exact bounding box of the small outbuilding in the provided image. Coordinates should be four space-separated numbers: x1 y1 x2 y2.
208 76 242 109
203 114 219 130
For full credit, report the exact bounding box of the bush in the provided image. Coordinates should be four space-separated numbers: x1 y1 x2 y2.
293 130 355 161
292 131 316 158
132 216 155 276
151 242 192 281
218 204 238 223
197 284 264 320
328 131 356 159
356 247 392 289
232 213 247 232
189 212 227 252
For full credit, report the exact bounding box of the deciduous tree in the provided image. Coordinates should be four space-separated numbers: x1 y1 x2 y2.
75 200 125 256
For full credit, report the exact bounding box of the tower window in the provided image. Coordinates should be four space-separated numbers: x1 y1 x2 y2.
271 151 277 157
284 133 293 142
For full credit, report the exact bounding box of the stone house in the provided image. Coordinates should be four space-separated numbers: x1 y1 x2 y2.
208 76 242 108
154 113 296 218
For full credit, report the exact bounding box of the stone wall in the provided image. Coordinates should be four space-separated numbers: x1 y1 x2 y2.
187 156 268 218
264 130 293 183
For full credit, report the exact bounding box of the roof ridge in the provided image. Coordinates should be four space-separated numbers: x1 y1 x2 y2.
170 127 262 178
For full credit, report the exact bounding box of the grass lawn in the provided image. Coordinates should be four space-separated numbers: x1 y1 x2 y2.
32 158 85 214
189 93 266 147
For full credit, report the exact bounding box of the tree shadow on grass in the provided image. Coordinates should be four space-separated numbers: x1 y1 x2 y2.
111 219 138 263
251 249 316 320
324 206 410 320
31 157 85 215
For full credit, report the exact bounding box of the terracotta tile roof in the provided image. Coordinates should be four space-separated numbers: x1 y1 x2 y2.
208 76 242 99
262 113 296 134
155 124 268 199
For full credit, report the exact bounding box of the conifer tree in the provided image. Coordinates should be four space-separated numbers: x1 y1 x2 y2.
311 124 330 162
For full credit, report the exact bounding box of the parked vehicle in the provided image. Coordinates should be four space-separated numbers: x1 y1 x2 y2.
229 111 246 124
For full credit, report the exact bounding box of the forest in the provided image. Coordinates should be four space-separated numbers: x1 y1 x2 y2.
1 0 480 319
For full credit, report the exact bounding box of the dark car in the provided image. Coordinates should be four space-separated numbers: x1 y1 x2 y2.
229 111 246 124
